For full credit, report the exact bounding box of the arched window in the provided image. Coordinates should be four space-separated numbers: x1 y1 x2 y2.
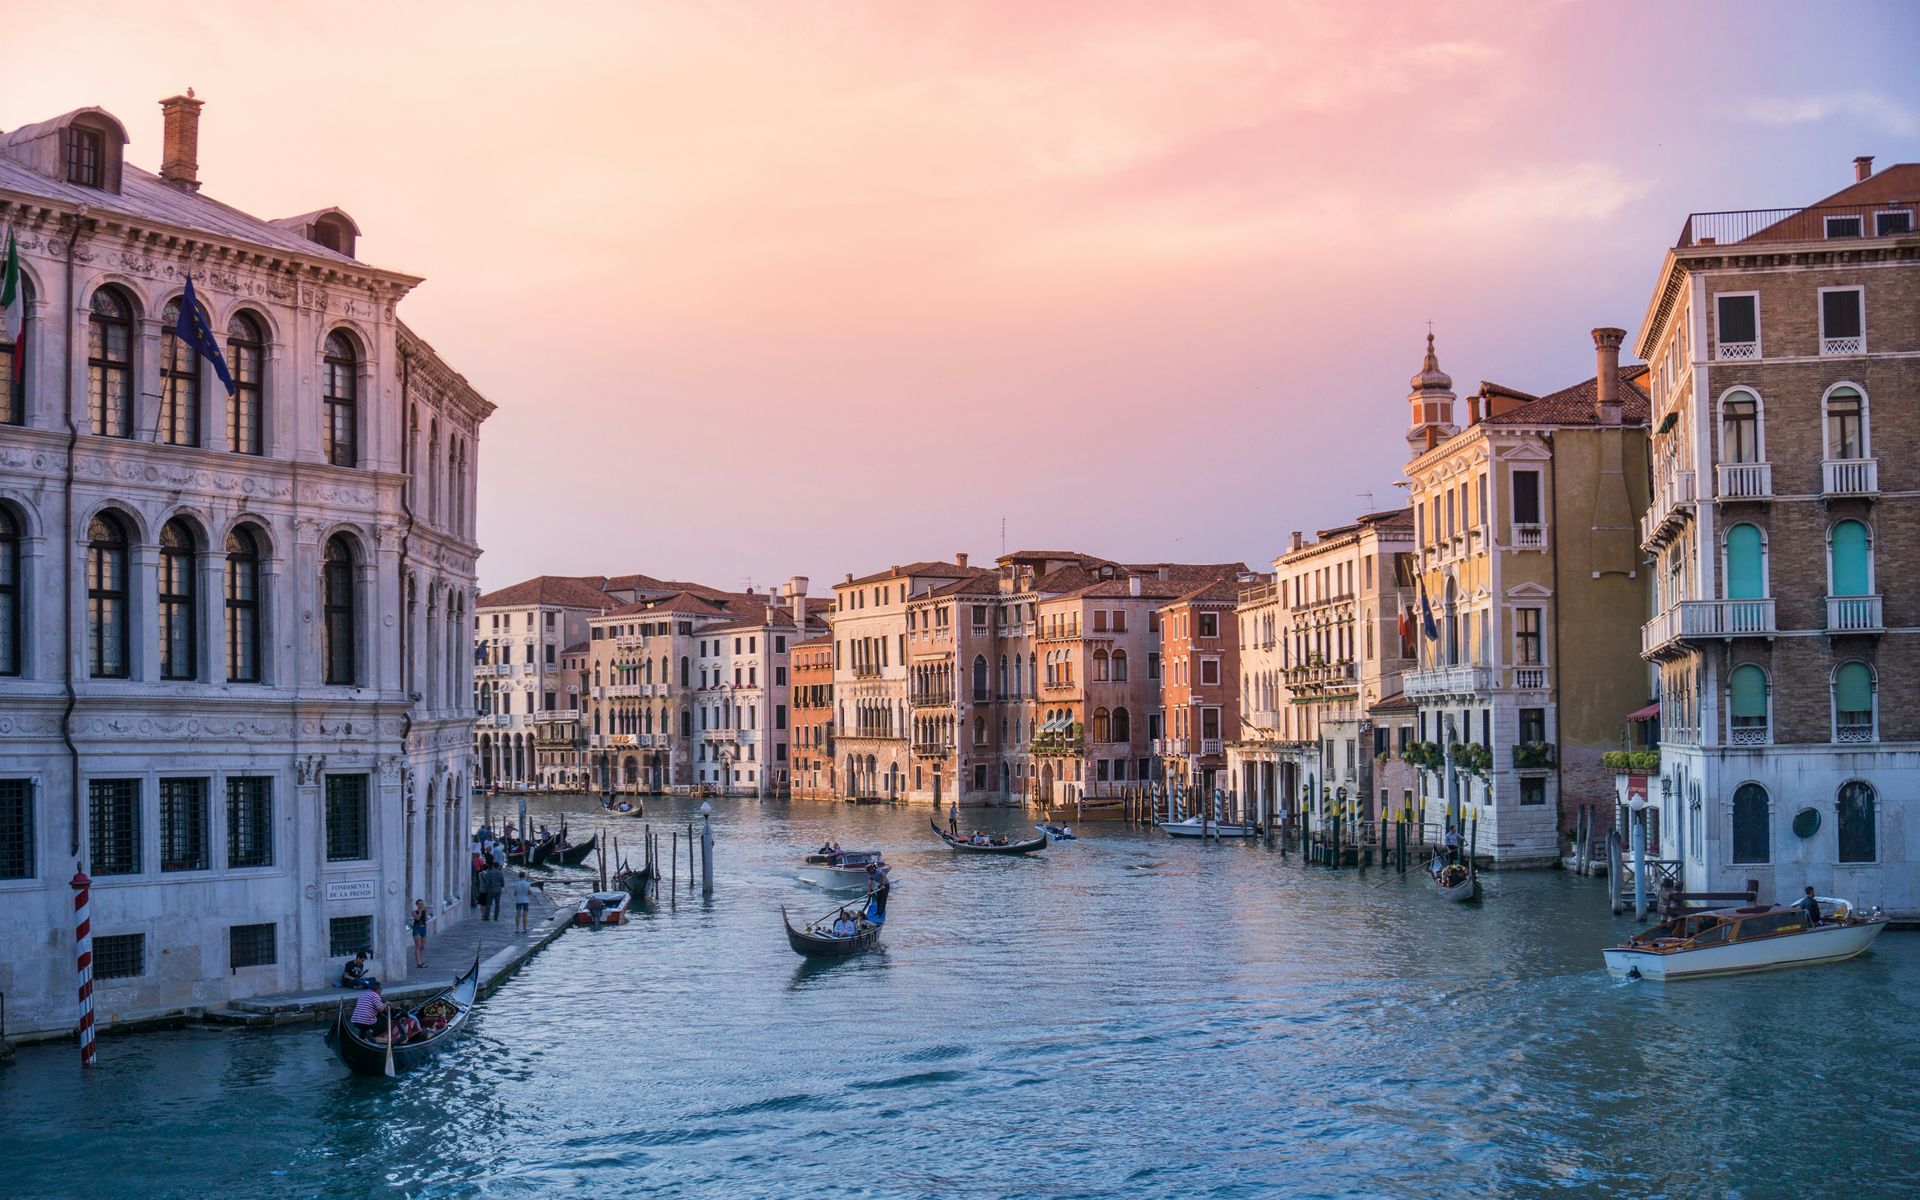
1 273 31 425
225 526 262 682
1828 520 1871 596
1837 780 1876 863
1824 386 1866 461
322 535 357 684
159 297 203 447
1724 524 1765 599
1093 648 1109 681
1720 389 1760 464
1092 707 1111 743
158 519 197 680
88 289 134 438
0 506 19 674
1113 706 1131 742
322 332 357 467
226 312 265 455
1112 649 1128 681
1834 660 1875 741
1730 782 1769 864
1727 664 1768 745
87 512 130 677
971 654 988 702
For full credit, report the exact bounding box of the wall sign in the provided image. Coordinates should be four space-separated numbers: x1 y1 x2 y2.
326 879 377 902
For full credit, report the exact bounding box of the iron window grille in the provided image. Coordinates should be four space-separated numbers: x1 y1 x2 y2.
226 777 273 868
158 778 209 872
328 915 373 958
324 775 370 861
229 922 277 971
88 778 140 875
93 933 145 980
0 778 31 879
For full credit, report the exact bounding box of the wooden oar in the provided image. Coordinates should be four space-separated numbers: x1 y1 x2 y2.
383 1006 395 1077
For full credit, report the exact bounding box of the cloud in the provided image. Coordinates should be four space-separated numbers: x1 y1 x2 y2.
1742 91 1920 137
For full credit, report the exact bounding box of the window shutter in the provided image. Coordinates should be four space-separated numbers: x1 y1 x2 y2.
1835 662 1873 714
1726 525 1764 599
1729 665 1767 719
1830 521 1870 596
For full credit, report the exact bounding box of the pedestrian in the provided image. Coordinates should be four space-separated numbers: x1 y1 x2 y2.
512 870 533 933
483 862 506 921
409 899 429 967
470 849 485 908
948 801 959 836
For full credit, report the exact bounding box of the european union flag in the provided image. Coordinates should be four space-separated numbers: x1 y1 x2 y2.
176 275 235 396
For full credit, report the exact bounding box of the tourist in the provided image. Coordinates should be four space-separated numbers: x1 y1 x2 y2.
512 871 534 933
832 911 856 937
470 849 486 908
349 980 387 1033
480 864 504 921
341 949 378 990
410 899 429 967
1799 886 1823 926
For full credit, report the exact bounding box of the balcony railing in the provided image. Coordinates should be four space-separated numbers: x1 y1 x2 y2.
1822 335 1865 357
912 742 952 757
852 664 883 679
1243 708 1283 733
1822 458 1879 497
1201 738 1223 756
1675 200 1920 248
1513 665 1547 690
1403 664 1494 698
1717 462 1772 500
1715 340 1758 361
1643 598 1778 656
1836 721 1874 744
1640 470 1697 546
1827 595 1883 633
1728 722 1769 747
1513 523 1547 551
910 690 956 708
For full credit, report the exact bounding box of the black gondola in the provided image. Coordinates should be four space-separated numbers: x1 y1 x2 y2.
328 956 481 1077
781 904 882 958
551 833 598 868
507 834 558 868
930 820 1048 855
613 858 657 906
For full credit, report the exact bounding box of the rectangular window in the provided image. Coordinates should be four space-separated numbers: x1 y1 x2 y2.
226 777 273 868
94 933 145 980
1200 658 1220 686
544 691 556 711
1716 293 1757 349
1147 653 1161 681
1874 210 1912 236
0 778 29 879
329 915 373 958
545 644 555 665
1201 708 1221 740
1520 777 1547 806
1511 470 1541 525
1518 707 1546 744
1198 612 1218 638
89 778 140 876
1820 288 1864 353
1824 214 1863 238
1515 608 1542 664
324 775 370 862
159 778 209 872
229 922 277 970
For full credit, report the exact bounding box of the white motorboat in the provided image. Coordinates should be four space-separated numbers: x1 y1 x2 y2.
797 849 886 890
1159 816 1258 839
574 890 632 926
1603 897 1887 980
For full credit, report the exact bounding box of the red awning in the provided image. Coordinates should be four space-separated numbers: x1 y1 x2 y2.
1626 702 1659 722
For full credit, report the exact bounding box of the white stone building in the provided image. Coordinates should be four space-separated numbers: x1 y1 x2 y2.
472 575 611 790
0 97 490 1038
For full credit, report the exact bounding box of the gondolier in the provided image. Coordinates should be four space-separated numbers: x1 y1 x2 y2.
866 860 891 921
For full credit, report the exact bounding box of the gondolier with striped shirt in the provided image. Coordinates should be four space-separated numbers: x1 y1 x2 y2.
349 981 388 1032
866 859 891 921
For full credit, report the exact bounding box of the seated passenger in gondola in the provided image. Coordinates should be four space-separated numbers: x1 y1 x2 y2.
832 911 857 937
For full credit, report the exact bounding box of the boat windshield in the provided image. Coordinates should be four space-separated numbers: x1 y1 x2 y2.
1686 919 1733 946
1735 911 1806 940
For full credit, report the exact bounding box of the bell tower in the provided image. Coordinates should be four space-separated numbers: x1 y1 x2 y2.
1406 329 1457 455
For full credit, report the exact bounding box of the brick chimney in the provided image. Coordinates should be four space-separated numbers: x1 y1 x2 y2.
1592 327 1626 425
787 576 808 627
1854 155 1874 183
1465 393 1482 426
159 90 203 191
1289 531 1304 553
955 553 968 568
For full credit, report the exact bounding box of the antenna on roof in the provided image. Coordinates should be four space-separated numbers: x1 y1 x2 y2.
1358 492 1375 513
1000 516 1007 556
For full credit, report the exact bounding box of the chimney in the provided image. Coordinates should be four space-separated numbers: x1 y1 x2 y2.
955 553 968 569
1129 575 1142 597
159 90 204 191
1289 531 1304 552
788 576 809 627
1592 327 1626 425
1854 155 1874 183
1465 393 1481 425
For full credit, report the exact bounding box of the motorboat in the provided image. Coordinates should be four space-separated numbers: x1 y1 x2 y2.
1036 823 1077 841
1159 815 1258 839
574 890 632 926
798 848 886 890
1603 897 1887 980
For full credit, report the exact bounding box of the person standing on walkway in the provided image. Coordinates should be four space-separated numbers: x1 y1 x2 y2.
487 863 507 921
512 871 533 933
409 899 429 968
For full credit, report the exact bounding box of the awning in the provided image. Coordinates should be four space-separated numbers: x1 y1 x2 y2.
1626 702 1660 722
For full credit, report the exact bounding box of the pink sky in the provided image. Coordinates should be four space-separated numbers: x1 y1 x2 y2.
12 1 1919 592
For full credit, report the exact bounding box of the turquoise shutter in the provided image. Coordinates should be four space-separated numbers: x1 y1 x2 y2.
1835 661 1873 715
1729 665 1767 719
1830 521 1870 596
1726 524 1764 599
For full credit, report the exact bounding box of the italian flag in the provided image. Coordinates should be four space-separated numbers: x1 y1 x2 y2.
0 230 22 381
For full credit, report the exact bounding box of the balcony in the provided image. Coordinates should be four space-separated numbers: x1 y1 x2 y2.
1149 738 1162 755
1717 462 1773 501
1512 523 1548 551
1201 738 1223 756
1243 708 1283 733
1403 664 1493 698
1640 470 1697 547
1827 595 1883 634
1675 200 1920 248
852 664 883 679
1715 340 1758 361
912 742 952 758
910 690 956 709
705 728 738 743
491 663 511 676
1728 721 1769 747
1642 598 1777 658
1821 335 1865 357
1822 458 1879 498
1513 665 1547 691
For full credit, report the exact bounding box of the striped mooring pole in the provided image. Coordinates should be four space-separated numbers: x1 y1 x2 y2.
71 865 96 1067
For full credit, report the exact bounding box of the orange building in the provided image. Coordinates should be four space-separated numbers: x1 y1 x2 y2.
790 634 835 799
1157 579 1244 796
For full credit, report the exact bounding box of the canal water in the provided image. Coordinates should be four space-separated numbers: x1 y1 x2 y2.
5 795 1917 1199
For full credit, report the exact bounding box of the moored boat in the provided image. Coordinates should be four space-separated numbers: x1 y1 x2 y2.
1603 898 1887 980
1158 816 1257 839
781 903 882 958
575 890 632 925
613 859 657 906
329 956 481 1077
552 833 599 868
1426 856 1479 902
1036 823 1077 841
507 833 558 868
932 820 1047 854
798 848 886 890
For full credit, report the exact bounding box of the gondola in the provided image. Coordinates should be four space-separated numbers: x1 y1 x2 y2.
781 903 882 958
328 955 481 1077
1426 856 1480 902
1035 823 1078 841
551 833 599 868
507 834 558 868
931 820 1047 855
613 859 657 906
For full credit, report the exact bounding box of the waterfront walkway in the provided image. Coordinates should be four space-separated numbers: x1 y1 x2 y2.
208 883 580 1027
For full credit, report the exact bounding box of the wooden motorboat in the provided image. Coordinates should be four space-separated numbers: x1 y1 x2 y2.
932 820 1047 854
329 956 481 1077
782 903 882 958
1604 898 1887 980
575 890 632 926
1159 816 1257 839
551 833 599 868
1035 823 1078 841
1426 856 1479 902
798 848 885 890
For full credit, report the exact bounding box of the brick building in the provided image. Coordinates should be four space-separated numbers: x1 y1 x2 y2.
1158 579 1243 795
790 634 835 799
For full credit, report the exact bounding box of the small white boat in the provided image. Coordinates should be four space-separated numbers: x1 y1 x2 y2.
797 849 885 890
1603 897 1887 980
574 891 632 926
1159 816 1258 839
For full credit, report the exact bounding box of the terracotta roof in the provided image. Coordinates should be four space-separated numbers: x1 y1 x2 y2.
1480 368 1651 428
477 576 614 610
561 641 589 655
794 633 833 648
841 560 978 588
1163 579 1243 607
921 569 1003 599
1371 691 1417 713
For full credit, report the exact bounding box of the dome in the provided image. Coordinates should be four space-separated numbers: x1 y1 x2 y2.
1409 331 1452 392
